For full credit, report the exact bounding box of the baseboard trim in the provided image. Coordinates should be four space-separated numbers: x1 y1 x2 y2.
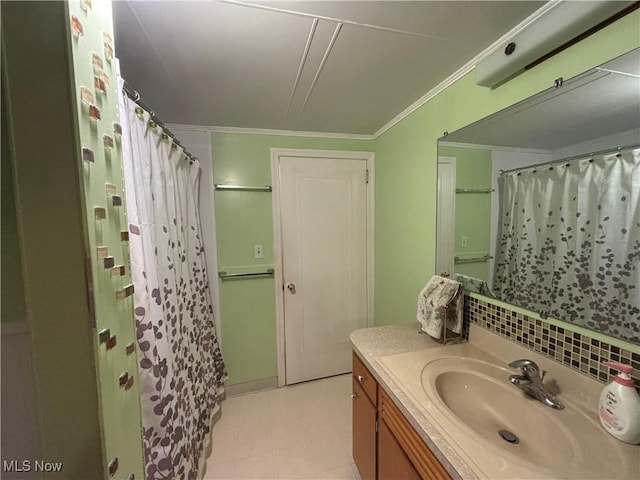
225 376 278 397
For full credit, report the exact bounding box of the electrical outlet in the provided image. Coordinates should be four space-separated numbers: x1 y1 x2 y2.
254 244 264 259
461 236 468 248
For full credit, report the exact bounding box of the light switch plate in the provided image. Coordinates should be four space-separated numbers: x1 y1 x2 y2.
254 244 264 259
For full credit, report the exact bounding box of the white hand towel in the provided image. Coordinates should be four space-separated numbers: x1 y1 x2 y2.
417 275 463 339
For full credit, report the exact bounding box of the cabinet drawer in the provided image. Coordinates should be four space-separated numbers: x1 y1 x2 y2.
379 388 452 480
353 352 377 406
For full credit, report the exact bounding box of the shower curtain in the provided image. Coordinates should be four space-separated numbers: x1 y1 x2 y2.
493 147 640 344
118 81 226 479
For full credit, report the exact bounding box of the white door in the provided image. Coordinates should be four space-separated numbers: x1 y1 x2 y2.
437 157 456 277
277 153 369 384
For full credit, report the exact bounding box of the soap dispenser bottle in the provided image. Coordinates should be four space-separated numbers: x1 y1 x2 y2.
598 361 640 444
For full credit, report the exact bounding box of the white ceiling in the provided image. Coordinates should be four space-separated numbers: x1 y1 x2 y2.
443 48 640 151
113 0 544 135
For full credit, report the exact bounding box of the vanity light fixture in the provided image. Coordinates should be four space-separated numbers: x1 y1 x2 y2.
476 1 637 88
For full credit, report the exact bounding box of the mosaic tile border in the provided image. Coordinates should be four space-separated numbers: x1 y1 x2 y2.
464 296 640 389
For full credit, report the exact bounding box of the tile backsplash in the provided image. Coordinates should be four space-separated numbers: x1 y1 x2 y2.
464 295 640 389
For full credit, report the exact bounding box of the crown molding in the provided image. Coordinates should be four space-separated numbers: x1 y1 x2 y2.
165 123 375 141
372 1 561 139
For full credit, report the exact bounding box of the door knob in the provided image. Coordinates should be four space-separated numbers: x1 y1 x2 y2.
287 283 296 294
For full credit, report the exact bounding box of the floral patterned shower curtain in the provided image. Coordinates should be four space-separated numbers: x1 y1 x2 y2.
494 147 640 344
118 80 226 479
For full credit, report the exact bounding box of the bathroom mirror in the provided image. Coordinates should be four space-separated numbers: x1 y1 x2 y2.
437 47 640 345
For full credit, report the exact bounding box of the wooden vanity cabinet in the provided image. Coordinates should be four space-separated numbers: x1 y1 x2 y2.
353 350 378 402
352 351 453 480
352 353 377 480
379 388 452 480
378 417 421 480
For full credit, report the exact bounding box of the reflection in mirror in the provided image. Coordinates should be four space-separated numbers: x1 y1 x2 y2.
437 47 640 345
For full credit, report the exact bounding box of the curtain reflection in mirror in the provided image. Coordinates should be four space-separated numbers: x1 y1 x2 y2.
493 147 640 343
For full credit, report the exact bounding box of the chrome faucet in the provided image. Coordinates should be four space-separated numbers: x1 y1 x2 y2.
508 359 564 410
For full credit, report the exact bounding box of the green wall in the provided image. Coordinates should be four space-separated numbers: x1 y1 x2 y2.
3 1 147 476
374 11 640 326
439 146 492 281
2 2 104 476
66 0 146 476
212 133 373 385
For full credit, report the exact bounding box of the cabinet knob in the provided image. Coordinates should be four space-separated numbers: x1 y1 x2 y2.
357 375 365 383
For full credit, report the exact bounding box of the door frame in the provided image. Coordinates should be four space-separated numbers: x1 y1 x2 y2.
436 156 457 277
270 148 375 387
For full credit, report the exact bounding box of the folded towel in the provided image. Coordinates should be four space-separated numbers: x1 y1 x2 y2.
453 273 496 298
417 275 463 340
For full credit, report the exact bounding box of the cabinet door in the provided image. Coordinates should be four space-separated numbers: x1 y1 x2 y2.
353 378 376 480
378 418 421 480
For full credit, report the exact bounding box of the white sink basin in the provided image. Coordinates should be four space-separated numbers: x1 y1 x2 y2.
423 357 579 471
377 344 638 479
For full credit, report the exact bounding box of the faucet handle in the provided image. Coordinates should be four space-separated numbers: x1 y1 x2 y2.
509 359 540 373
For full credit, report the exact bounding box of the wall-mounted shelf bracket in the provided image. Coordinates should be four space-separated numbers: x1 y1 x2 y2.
218 268 274 279
455 188 494 194
214 184 272 192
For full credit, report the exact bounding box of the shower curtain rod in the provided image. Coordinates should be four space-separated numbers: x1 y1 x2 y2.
498 143 640 176
121 80 199 163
